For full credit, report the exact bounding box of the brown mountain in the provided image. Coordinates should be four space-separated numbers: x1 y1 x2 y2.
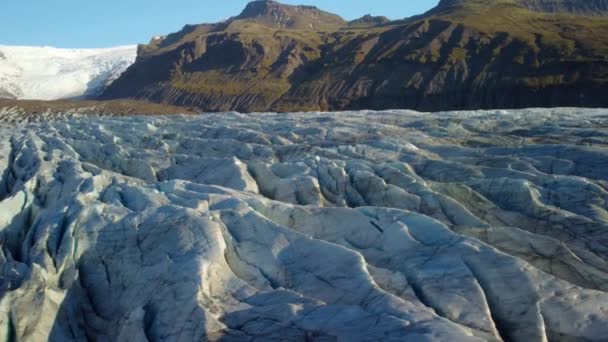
434 0 608 15
348 15 391 28
233 0 346 30
101 0 608 112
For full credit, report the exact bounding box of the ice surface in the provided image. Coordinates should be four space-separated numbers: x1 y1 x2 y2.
1 108 608 341
0 45 136 100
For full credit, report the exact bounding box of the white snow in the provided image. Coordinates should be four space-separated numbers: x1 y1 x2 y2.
0 45 136 100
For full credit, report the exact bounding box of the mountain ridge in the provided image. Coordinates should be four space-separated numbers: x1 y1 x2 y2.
434 0 608 15
100 0 608 111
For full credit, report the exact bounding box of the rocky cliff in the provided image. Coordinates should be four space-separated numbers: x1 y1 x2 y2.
100 0 608 111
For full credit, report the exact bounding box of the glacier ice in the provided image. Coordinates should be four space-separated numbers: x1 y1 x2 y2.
0 45 136 100
0 108 608 341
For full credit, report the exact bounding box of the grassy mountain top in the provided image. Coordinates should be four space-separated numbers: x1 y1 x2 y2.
428 0 608 57
138 0 349 59
435 0 608 15
348 15 391 28
233 0 346 30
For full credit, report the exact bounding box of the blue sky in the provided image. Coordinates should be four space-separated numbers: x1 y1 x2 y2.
0 1 439 48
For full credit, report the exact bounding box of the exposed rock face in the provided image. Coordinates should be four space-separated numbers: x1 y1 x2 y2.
101 0 608 112
1 108 608 341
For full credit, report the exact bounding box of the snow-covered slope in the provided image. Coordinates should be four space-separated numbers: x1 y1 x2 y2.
0 45 136 100
1 108 608 341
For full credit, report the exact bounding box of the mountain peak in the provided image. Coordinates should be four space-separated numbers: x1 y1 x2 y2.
348 14 390 28
234 0 346 30
238 0 282 17
238 0 308 17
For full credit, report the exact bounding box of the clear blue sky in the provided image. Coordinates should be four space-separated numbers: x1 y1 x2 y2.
0 0 439 48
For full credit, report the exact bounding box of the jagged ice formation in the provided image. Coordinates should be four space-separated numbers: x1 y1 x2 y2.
1 108 608 341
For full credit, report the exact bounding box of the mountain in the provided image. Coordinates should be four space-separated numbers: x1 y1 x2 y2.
348 14 391 28
101 0 608 111
434 0 608 15
518 0 608 14
233 0 346 30
0 45 136 100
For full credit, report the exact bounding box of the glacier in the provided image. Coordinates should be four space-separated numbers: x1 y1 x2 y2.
0 45 136 100
0 108 608 341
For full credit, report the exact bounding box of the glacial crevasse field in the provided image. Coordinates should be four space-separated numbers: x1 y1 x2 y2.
1 108 608 341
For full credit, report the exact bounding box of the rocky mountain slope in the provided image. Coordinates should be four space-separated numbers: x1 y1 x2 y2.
100 0 608 112
434 0 608 14
1 108 608 341
0 45 136 100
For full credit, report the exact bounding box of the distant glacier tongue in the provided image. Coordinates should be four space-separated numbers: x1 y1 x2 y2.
0 45 136 100
1 108 608 341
